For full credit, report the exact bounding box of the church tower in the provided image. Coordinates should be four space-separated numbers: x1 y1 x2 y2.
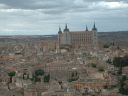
58 27 62 50
62 24 71 46
92 22 98 51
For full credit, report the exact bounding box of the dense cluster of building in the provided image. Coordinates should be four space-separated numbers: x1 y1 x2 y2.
0 24 128 96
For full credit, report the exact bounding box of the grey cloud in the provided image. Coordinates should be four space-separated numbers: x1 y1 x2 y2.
0 0 69 9
0 0 128 35
0 0 127 9
0 0 128 15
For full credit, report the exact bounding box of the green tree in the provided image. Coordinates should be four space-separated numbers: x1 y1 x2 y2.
33 69 44 82
113 56 128 67
119 75 128 95
103 44 110 48
35 69 44 76
106 59 112 64
98 68 105 72
113 56 128 75
8 71 16 83
91 63 97 68
113 57 122 67
44 74 50 83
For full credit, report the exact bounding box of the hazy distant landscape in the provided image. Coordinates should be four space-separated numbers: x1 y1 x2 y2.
0 31 128 47
99 31 128 41
98 31 128 47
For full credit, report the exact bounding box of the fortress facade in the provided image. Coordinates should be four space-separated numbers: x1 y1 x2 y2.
58 23 98 51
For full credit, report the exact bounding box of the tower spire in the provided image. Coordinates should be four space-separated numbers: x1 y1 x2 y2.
86 25 88 31
93 21 96 29
92 21 97 31
65 24 68 29
58 26 62 34
64 24 69 32
59 26 61 31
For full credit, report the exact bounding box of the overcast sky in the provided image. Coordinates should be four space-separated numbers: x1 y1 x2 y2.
0 0 128 35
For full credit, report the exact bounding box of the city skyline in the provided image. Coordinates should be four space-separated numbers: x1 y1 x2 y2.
0 0 128 35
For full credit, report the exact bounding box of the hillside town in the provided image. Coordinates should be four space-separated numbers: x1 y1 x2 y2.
0 24 128 96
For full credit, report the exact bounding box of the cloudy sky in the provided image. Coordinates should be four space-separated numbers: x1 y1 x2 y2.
0 0 128 35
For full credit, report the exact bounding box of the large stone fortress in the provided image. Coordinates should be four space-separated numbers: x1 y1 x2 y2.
58 23 98 51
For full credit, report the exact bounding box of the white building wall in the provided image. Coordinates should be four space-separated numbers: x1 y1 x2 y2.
61 32 71 45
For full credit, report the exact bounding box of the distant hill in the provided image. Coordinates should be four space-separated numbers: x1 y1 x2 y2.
98 31 128 48
0 31 128 47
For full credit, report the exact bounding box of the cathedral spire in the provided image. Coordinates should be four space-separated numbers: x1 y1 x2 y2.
59 26 61 31
64 24 69 32
92 21 97 31
65 24 68 29
93 22 96 28
58 26 62 34
86 25 88 31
